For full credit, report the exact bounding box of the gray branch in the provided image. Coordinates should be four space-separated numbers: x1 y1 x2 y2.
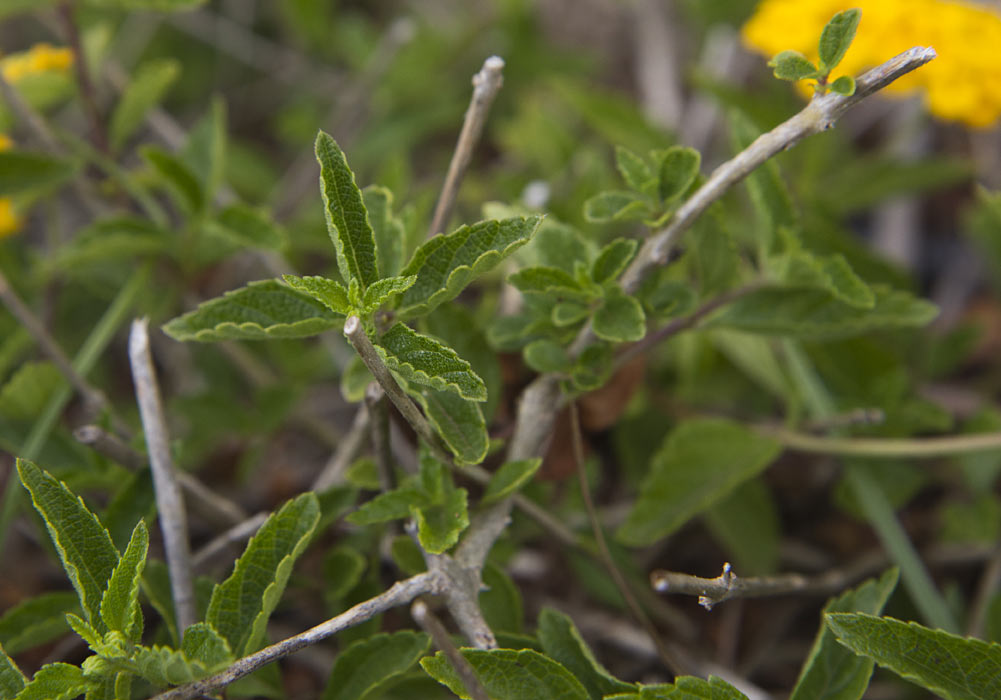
129 319 196 633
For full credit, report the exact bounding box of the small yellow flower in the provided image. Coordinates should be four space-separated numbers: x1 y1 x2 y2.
1 43 74 84
742 0 1001 128
0 199 22 239
0 133 12 151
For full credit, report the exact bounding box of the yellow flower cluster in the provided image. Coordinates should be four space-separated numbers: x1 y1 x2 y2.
1 43 74 84
742 0 1001 128
0 135 22 239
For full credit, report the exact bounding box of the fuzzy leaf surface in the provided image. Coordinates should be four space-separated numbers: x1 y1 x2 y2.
409 385 489 465
282 275 351 316
592 238 638 284
538 608 635 699
826 613 1001 700
414 487 468 554
315 131 379 289
617 420 781 546
583 191 651 223
523 339 571 374
657 146 700 202
16 461 118 633
708 285 937 338
346 488 429 526
768 51 819 81
133 626 232 688
163 279 342 341
109 58 179 151
323 631 430 700
13 663 92 700
363 185 406 277
99 520 148 641
482 459 542 505
397 216 541 318
376 322 486 401
790 569 899 700
0 593 78 656
615 146 654 192
594 288 646 342
818 9 861 71
421 648 588 700
206 492 319 656
360 275 416 314
509 266 589 299
0 645 25 700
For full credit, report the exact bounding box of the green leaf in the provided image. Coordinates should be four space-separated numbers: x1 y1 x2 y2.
99 520 148 641
141 146 204 214
376 322 487 401
163 279 342 342
206 492 320 656
0 644 26 700
592 238 638 285
615 146 654 193
347 488 428 526
538 608 635 699
421 648 588 700
704 479 780 575
363 185 406 278
182 97 226 204
818 9 861 72
688 216 737 297
109 58 179 152
13 663 92 700
323 631 430 700
180 623 233 672
480 563 524 634
397 216 542 319
86 0 206 9
0 592 78 656
413 487 468 554
422 304 503 422
482 459 542 505
360 275 417 314
509 266 589 299
768 50 820 81
830 75 856 96
323 545 367 601
826 612 1001 700
523 340 571 374
16 460 118 633
656 146 700 202
708 285 938 338
48 217 172 272
775 252 874 309
662 676 749 699
315 131 379 290
0 150 75 196
409 385 489 465
593 288 646 342
617 420 781 546
207 204 286 251
790 569 899 700
552 302 590 326
0 362 64 421
583 191 651 223
282 275 351 316
340 355 373 403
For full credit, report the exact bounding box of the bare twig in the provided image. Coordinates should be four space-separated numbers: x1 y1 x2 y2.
151 571 444 700
73 424 248 528
0 270 127 435
342 316 451 462
129 319 196 633
618 47 937 296
427 56 505 238
412 599 490 700
570 401 685 675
